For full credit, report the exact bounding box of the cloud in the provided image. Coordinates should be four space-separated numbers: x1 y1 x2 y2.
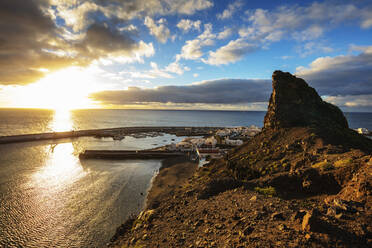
177 19 201 33
118 61 189 79
296 46 372 97
217 0 243 20
203 39 258 65
90 78 271 105
165 62 190 75
324 95 372 108
0 0 213 85
217 27 234 40
0 0 74 85
51 0 213 32
178 24 216 60
144 17 171 43
296 41 334 57
239 1 372 47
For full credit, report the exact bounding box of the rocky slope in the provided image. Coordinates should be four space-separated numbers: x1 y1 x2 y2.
109 71 372 248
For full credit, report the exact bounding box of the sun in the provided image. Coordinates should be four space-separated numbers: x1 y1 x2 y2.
10 66 103 110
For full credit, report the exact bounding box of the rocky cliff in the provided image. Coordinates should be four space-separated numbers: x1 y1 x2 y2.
264 70 348 130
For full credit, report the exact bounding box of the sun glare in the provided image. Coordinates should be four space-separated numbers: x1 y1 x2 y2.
10 67 103 110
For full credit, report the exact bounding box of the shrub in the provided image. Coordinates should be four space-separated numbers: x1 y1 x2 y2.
334 158 352 168
311 160 334 170
254 186 276 196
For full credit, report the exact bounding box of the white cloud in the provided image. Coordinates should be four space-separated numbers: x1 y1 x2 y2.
203 38 257 65
120 60 191 80
171 0 214 15
296 41 334 57
217 0 243 20
179 39 205 60
144 17 171 43
177 19 201 33
198 23 216 40
193 73 199 77
217 27 234 39
165 62 190 75
292 25 324 41
178 23 216 60
119 24 138 33
239 1 372 52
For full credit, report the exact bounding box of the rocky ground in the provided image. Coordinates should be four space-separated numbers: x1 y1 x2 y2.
108 71 372 248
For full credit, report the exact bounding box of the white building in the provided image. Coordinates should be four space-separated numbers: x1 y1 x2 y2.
189 138 205 147
216 129 230 137
225 138 243 146
205 136 217 147
357 128 369 134
176 141 193 151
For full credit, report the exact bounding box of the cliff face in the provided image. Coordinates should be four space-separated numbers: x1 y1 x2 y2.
264 70 348 130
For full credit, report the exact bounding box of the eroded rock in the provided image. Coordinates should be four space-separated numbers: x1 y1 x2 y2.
264 71 348 130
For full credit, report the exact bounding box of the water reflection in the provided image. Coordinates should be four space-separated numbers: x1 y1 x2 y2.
33 143 86 189
50 109 73 132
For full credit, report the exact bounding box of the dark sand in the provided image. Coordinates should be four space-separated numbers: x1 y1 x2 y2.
146 157 199 209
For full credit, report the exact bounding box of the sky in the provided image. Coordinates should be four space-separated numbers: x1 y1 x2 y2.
0 0 371 111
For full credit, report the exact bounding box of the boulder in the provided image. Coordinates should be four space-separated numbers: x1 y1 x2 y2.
264 71 348 130
302 209 322 232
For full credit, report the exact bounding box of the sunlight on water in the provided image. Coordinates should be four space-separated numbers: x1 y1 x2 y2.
33 143 86 189
49 109 73 132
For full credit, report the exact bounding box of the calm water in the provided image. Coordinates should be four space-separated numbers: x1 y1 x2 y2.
0 109 371 247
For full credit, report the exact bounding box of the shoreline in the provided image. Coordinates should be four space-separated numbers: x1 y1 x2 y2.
109 156 199 247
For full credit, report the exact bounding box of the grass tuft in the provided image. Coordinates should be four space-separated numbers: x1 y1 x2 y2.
334 158 353 168
254 186 276 196
311 160 334 170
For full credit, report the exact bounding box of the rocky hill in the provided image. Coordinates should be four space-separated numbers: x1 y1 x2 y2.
109 71 372 248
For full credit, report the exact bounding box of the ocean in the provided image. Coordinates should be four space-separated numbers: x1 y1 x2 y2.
0 109 371 248
0 109 371 136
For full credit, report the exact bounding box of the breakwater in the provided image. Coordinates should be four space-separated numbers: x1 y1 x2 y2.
79 150 188 160
0 126 221 144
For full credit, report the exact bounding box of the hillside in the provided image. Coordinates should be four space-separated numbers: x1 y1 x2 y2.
109 71 372 248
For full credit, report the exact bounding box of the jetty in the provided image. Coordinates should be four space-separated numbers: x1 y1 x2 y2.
79 150 188 160
0 126 221 144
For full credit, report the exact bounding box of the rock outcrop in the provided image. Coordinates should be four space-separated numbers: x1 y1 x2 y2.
264 70 348 130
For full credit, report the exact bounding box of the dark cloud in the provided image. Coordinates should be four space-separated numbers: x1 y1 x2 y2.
90 79 271 105
0 0 72 84
296 47 372 96
76 24 137 58
0 0 153 85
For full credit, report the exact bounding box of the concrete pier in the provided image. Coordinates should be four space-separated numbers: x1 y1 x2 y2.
79 150 188 160
0 126 221 144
